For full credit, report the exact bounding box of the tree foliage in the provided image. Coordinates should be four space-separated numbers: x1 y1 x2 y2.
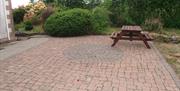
106 0 180 28
43 0 180 28
43 0 55 3
85 0 102 9
13 8 26 24
91 7 110 34
30 0 34 3
56 0 85 8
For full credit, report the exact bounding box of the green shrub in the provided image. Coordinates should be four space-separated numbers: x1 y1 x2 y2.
31 16 42 25
41 6 54 23
43 0 54 3
44 8 93 37
103 0 180 28
91 7 110 34
57 0 85 8
163 14 180 28
24 21 33 31
13 8 26 24
14 23 25 31
143 18 163 31
108 0 135 26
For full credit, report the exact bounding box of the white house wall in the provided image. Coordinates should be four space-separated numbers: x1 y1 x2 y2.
0 0 8 39
5 0 12 33
0 0 15 43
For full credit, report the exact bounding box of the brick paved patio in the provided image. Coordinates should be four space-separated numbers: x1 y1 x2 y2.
0 36 179 91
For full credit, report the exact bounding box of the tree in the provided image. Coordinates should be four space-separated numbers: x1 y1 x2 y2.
43 0 55 3
102 0 180 27
57 0 85 8
85 0 102 9
30 0 34 3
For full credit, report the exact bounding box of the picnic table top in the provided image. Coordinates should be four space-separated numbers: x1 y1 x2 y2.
121 25 142 32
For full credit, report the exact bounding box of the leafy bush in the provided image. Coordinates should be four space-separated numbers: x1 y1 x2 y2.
43 0 54 3
57 0 85 8
143 18 163 31
13 8 26 24
84 0 102 9
31 15 42 25
44 8 93 37
163 13 180 28
103 0 180 28
91 7 110 34
24 21 33 31
14 23 25 31
108 0 135 26
24 1 46 21
41 5 54 23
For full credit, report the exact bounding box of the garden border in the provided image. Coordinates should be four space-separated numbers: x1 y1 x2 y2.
152 42 180 89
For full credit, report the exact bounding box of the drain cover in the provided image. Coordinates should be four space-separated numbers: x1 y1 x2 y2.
64 44 123 63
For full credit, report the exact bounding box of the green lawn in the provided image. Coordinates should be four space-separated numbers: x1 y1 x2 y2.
15 23 44 34
101 27 121 35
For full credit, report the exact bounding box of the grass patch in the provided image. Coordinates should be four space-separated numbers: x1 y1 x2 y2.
101 27 120 35
15 23 44 34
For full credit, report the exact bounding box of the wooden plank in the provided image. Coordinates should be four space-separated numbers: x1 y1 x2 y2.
110 32 121 39
141 32 154 41
122 25 142 31
112 37 153 41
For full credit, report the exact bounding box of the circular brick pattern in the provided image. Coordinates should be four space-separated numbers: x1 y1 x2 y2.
64 44 122 63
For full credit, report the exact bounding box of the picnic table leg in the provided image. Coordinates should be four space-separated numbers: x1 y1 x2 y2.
138 33 151 49
130 32 133 41
111 39 119 47
111 32 124 47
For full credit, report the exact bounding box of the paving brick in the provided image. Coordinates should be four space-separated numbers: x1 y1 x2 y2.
0 36 179 91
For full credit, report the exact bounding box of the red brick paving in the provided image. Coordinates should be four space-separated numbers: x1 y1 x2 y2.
0 36 179 91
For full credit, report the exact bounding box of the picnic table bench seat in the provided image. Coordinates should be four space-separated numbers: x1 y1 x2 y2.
110 32 120 39
141 32 154 41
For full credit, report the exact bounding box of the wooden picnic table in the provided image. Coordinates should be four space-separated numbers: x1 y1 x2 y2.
111 25 153 49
